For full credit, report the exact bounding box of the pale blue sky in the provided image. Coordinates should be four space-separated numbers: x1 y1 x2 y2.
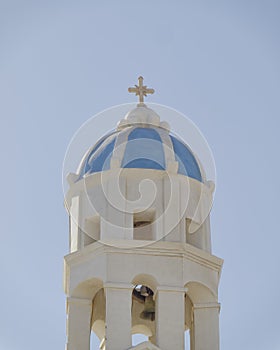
1 1 280 349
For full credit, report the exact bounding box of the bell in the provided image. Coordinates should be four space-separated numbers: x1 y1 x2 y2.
140 295 155 321
140 285 149 297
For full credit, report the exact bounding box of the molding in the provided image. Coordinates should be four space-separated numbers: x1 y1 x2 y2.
66 168 209 200
193 302 221 311
156 286 188 293
104 282 134 290
64 240 223 274
67 297 92 306
128 341 161 350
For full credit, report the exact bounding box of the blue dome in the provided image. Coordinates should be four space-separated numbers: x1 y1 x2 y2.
78 126 202 182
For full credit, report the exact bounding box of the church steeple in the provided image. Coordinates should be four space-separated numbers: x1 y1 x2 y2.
64 79 223 350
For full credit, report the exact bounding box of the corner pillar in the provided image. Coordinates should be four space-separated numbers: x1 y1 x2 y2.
156 286 186 350
190 302 220 350
66 297 93 350
104 283 133 350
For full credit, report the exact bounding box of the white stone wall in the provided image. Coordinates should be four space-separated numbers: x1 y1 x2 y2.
66 168 214 253
64 167 221 350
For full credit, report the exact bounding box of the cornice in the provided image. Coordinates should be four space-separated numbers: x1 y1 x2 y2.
64 240 223 274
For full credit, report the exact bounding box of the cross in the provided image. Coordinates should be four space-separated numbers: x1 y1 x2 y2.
128 76 155 105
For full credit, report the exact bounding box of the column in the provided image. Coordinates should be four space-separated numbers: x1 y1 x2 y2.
156 286 186 350
66 297 93 350
190 303 220 350
104 283 133 350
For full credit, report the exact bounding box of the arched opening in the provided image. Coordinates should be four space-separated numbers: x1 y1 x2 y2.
133 209 155 240
71 278 103 299
69 279 104 350
131 275 158 345
132 324 152 346
131 281 157 345
90 331 102 350
184 281 218 350
185 281 217 305
132 333 149 346
91 289 105 349
133 285 155 321
84 215 101 246
184 292 192 350
184 330 190 350
185 218 201 248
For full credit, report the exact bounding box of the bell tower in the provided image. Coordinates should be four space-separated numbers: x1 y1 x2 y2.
64 77 223 350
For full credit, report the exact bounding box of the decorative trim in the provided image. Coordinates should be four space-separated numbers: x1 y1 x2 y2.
67 297 92 306
193 302 221 311
65 241 223 273
156 286 188 293
128 341 161 350
104 282 134 290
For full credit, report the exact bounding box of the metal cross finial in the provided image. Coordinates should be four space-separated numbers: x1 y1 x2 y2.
128 76 155 105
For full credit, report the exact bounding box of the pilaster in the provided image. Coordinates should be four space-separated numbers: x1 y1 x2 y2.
104 282 134 350
66 297 92 350
190 302 220 350
155 286 186 350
